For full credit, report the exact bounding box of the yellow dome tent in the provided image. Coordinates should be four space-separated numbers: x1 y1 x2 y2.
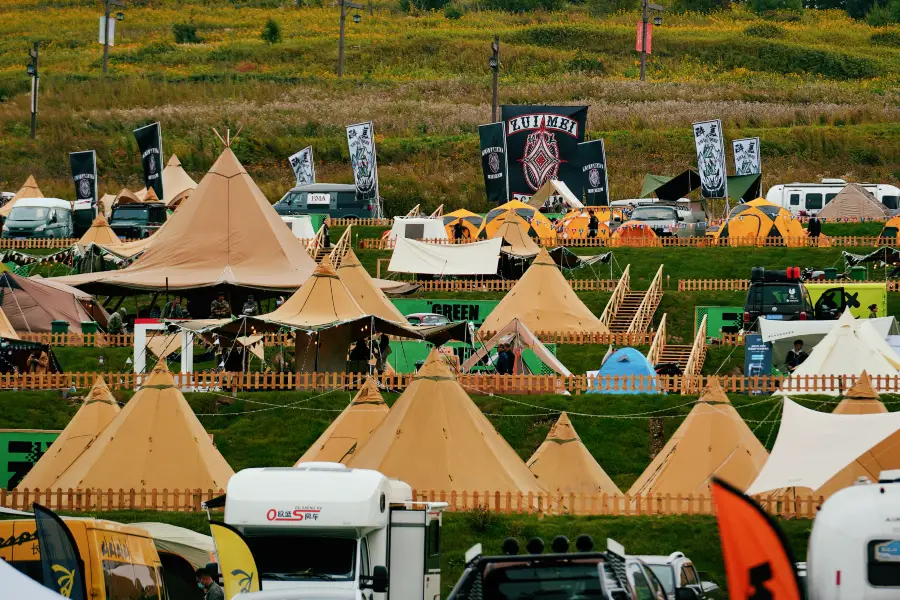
714 199 809 246
880 215 900 241
558 208 616 241
443 209 483 239
478 200 555 241
295 376 389 465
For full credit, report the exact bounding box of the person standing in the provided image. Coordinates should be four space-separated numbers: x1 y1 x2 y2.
785 339 808 372
495 343 513 375
587 210 599 239
322 219 331 249
210 293 232 318
196 564 224 600
107 307 127 334
869 303 879 318
452 219 466 243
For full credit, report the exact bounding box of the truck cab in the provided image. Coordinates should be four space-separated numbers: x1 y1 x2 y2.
109 202 168 239
224 463 445 600
2 198 73 239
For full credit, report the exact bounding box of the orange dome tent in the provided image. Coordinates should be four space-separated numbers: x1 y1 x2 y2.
609 222 659 247
478 200 555 241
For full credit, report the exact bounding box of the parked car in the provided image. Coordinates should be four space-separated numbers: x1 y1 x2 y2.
744 267 814 331
766 178 900 216
274 183 375 219
625 556 670 600
109 201 168 239
1 198 73 239
627 204 705 238
637 552 721 600
406 312 451 326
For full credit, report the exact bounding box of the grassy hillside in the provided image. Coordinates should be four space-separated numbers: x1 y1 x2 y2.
0 1 897 212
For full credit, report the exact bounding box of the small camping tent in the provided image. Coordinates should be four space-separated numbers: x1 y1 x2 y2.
557 208 617 241
479 200 555 241
817 183 888 220
443 209 483 239
609 222 659 247
587 347 659 394
137 155 198 208
0 272 103 333
493 212 542 258
388 217 448 241
713 198 807 247
525 180 585 211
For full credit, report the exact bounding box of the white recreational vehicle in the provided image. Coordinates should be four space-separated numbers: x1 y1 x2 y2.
766 179 900 216
807 469 900 600
222 463 446 600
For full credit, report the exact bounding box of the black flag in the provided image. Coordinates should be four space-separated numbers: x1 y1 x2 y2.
478 122 509 204
501 105 587 201
69 151 97 204
134 122 164 200
577 139 609 206
33 503 87 600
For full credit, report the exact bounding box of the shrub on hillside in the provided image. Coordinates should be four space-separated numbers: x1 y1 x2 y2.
751 0 802 16
866 1 900 25
261 18 282 44
567 49 607 74
871 28 900 45
744 22 786 37
443 3 464 18
670 0 729 14
173 23 201 44
400 0 450 11
587 0 639 16
484 0 564 13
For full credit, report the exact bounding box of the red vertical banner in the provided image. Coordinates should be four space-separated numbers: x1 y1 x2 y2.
635 22 653 54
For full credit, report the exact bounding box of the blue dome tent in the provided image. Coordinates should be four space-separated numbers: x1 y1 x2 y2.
587 347 661 394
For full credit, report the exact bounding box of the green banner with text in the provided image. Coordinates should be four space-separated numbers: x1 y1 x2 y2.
0 429 60 489
391 299 499 326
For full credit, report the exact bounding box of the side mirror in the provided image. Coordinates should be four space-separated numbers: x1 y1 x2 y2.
675 588 700 600
362 565 388 593
700 581 719 593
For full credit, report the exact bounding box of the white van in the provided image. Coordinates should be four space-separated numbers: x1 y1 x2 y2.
807 469 900 599
2 198 73 239
766 179 900 216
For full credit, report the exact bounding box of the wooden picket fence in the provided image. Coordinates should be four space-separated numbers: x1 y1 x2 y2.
0 238 138 249
476 331 655 345
0 487 823 518
412 279 617 292
329 218 392 227
2 371 897 395
18 332 305 348
679 278 900 292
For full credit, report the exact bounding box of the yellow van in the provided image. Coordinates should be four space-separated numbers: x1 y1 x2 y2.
0 518 168 599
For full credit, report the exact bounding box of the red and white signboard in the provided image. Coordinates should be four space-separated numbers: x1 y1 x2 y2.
635 22 653 54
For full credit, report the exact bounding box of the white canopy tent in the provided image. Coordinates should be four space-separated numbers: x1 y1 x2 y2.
281 215 316 240
777 310 900 395
132 522 215 569
388 217 448 241
760 315 898 366
747 398 900 495
388 237 502 276
526 180 585 210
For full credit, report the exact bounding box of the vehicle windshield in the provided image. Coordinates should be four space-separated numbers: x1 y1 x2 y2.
761 284 803 306
8 207 49 221
278 192 302 205
631 207 677 221
111 206 149 220
245 535 356 582
647 565 675 595
483 562 603 599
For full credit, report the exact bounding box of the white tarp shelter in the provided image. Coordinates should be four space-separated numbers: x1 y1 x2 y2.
388 237 502 276
132 522 215 568
388 217 449 241
778 310 900 395
760 315 898 366
281 215 316 240
526 180 585 210
747 397 900 495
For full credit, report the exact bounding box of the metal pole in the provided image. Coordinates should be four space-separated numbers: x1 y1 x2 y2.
491 36 499 122
30 42 38 140
338 0 346 77
640 0 647 82
102 0 111 74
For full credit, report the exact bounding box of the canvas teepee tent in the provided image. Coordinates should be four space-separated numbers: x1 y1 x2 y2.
295 376 390 465
817 183 888 220
526 412 621 496
0 306 19 340
348 350 544 496
0 175 43 219
53 364 234 491
627 378 768 498
19 377 120 490
479 249 609 336
78 214 122 248
265 258 367 328
335 249 407 323
138 155 198 207
494 212 542 258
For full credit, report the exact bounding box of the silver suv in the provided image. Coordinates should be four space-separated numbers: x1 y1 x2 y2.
636 553 720 599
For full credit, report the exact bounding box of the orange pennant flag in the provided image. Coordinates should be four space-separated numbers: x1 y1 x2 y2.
712 478 802 600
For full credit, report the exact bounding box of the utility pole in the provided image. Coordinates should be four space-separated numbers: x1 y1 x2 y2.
27 42 38 139
490 36 500 122
639 0 664 82
337 0 364 78
101 0 126 75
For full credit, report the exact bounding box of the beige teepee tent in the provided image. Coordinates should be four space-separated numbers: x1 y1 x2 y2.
295 376 390 465
479 248 608 336
265 258 367 328
19 377 120 490
817 183 888 220
527 412 621 496
53 364 234 491
0 175 43 218
348 350 544 496
335 249 407 323
138 155 198 207
627 378 768 498
77 214 122 248
493 212 541 258
0 306 19 340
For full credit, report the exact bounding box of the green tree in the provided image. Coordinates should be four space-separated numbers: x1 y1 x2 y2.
261 18 282 44
752 0 803 14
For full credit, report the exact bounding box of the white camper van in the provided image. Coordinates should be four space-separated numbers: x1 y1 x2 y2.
807 469 900 600
766 179 900 216
223 464 446 600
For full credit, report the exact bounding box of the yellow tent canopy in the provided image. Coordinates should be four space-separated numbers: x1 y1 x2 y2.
295 376 390 464
479 200 555 241
880 215 900 240
627 378 769 498
443 209 483 239
558 208 615 241
348 350 544 495
479 248 608 336
335 249 407 323
527 412 622 496
19 377 120 490
714 199 809 247
53 364 234 491
0 175 44 218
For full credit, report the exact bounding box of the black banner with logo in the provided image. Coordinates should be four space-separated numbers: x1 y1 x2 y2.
577 139 609 206
69 151 97 204
134 122 164 200
478 122 509 203
34 503 87 600
501 105 587 201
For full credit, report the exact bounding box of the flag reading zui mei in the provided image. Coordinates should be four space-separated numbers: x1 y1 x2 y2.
577 139 610 206
346 122 379 203
289 146 316 186
69 150 98 204
478 122 509 203
693 119 728 199
133 122 164 200
733 137 761 177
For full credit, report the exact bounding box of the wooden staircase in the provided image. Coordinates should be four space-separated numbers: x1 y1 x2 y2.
601 265 664 334
608 292 646 333
647 313 708 392
658 344 694 372
307 224 353 266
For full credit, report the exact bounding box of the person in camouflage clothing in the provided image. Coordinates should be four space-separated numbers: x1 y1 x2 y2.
210 293 231 318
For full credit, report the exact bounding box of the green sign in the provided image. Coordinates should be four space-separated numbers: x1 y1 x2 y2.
0 429 60 489
391 299 500 326
695 306 744 339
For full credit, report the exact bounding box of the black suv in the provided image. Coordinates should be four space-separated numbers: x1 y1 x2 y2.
109 202 167 239
744 267 814 331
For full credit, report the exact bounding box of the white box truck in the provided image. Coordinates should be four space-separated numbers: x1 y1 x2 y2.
222 463 446 600
807 469 900 599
